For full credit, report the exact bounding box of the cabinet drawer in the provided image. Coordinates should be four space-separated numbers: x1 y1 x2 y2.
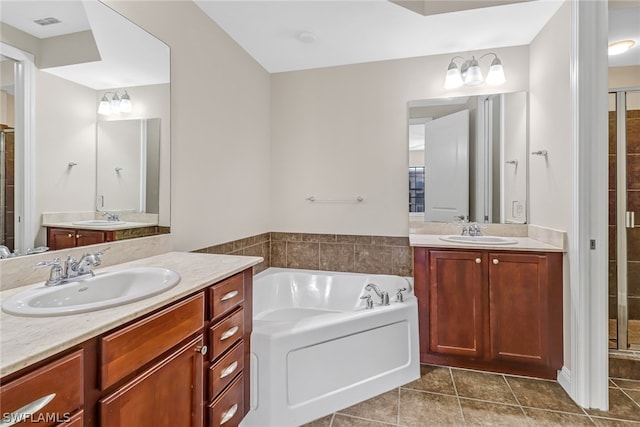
208 374 244 427
209 309 244 362
0 350 83 427
101 293 205 389
209 341 244 400
209 273 244 320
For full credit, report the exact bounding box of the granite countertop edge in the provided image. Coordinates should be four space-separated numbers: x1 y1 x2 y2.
0 251 262 377
409 234 565 252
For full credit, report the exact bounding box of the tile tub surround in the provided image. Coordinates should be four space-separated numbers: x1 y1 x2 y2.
302 365 640 427
194 232 413 276
0 251 262 376
0 234 174 291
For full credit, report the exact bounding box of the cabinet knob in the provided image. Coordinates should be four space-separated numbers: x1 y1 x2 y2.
475 258 481 264
195 345 208 355
67 233 73 238
76 234 82 239
493 259 499 265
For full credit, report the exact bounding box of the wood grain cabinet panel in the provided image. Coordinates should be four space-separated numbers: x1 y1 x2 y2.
0 350 83 427
208 374 244 427
415 247 563 378
100 336 205 427
209 341 244 401
209 309 244 362
429 250 486 358
101 293 205 389
209 274 244 321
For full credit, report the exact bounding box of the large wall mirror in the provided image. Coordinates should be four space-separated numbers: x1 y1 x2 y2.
0 0 170 255
408 91 528 225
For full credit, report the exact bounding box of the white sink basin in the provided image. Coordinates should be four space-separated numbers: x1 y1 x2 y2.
439 235 518 245
2 267 181 317
72 220 126 226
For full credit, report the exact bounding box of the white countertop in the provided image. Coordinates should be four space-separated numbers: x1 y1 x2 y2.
42 221 158 231
0 251 262 377
409 234 565 252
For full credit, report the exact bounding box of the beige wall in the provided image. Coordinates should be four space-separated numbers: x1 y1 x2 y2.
609 65 640 89
528 1 572 372
34 71 97 245
105 1 272 252
270 46 529 236
528 1 571 231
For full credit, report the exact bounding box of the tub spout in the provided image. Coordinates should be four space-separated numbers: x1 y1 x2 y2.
365 283 390 306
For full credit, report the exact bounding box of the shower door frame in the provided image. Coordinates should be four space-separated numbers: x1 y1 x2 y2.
612 87 640 352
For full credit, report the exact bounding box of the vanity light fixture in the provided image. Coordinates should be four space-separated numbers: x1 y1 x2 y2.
98 90 132 115
608 40 636 56
444 53 506 89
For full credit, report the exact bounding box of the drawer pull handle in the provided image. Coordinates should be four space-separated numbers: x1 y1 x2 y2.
220 326 239 341
475 258 481 264
220 403 238 425
220 361 239 379
2 393 56 427
221 290 239 302
493 259 499 265
195 345 208 355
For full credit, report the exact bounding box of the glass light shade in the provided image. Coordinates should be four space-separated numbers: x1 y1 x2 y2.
463 60 483 86
98 96 111 115
444 67 463 89
119 93 132 113
110 93 121 113
486 65 506 86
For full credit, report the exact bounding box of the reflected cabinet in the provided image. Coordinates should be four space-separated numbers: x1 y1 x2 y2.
413 247 563 379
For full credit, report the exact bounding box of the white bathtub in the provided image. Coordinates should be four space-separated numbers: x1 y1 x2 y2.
240 268 420 427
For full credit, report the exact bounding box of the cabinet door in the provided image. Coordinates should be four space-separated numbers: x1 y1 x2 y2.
488 253 551 365
100 335 205 427
429 250 486 358
76 229 106 247
47 228 77 250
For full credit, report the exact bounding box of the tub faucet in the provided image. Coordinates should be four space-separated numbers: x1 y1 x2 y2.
365 283 389 306
360 294 374 309
396 288 407 303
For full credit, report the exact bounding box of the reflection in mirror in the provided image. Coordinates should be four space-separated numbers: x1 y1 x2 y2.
96 119 161 213
408 91 528 225
0 0 170 254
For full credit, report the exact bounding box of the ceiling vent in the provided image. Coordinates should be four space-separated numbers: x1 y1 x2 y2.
33 17 62 26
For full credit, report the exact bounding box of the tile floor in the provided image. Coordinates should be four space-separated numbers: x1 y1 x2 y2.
302 364 640 427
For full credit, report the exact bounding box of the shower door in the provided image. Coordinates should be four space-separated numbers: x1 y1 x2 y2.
609 88 640 351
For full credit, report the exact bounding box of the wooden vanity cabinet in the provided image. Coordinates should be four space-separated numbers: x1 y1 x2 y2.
414 247 563 379
0 267 254 427
47 227 111 250
0 350 84 426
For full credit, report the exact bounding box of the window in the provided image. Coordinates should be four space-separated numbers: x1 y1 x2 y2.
409 167 425 213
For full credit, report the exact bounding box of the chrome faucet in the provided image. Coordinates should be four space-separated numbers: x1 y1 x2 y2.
461 223 483 237
365 283 390 306
102 211 120 222
36 251 105 286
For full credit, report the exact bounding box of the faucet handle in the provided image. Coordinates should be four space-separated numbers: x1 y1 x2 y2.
396 287 407 303
34 258 61 269
360 294 374 309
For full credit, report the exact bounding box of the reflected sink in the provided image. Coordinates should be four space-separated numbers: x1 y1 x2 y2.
2 267 181 317
72 220 126 226
439 235 518 245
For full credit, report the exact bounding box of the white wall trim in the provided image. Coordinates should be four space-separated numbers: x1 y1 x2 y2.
566 0 609 410
557 365 572 393
0 43 36 252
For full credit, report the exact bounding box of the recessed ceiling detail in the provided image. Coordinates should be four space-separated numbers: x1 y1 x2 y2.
194 0 563 73
33 17 62 26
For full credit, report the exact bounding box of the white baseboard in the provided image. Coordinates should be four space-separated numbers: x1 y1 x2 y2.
557 365 572 397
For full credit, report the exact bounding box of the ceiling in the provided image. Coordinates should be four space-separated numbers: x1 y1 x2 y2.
1 0 638 86
0 0 170 90
193 0 640 73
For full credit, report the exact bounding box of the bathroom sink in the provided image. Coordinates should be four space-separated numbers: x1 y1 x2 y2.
72 220 126 226
1 267 181 317
439 235 518 245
